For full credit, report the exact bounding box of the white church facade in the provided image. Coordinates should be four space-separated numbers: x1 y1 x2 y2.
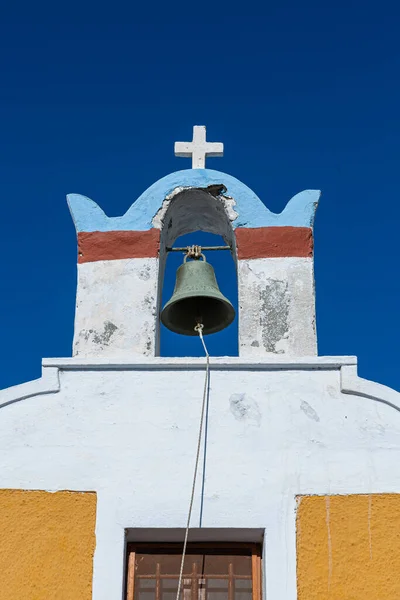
0 126 400 599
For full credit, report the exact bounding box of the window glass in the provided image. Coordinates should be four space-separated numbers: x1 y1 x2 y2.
134 552 253 600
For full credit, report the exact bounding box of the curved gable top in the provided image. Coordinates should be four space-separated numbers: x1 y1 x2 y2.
67 169 321 232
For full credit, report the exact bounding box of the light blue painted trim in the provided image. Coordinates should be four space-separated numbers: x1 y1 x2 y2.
67 194 109 232
67 169 320 232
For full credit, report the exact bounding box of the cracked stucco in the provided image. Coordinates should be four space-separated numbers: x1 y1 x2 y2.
238 257 317 357
74 258 158 357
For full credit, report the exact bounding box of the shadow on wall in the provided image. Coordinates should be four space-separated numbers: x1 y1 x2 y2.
160 231 238 357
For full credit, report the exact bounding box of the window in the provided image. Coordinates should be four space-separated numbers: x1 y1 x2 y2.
126 544 261 600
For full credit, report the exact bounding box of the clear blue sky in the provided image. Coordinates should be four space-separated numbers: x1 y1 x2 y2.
0 1 399 391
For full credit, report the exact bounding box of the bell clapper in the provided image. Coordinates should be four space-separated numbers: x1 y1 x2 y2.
194 322 209 359
194 322 204 334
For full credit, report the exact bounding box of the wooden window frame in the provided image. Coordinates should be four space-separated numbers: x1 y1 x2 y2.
126 543 261 600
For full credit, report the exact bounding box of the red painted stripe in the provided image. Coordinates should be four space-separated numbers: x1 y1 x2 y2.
235 226 313 259
78 230 160 263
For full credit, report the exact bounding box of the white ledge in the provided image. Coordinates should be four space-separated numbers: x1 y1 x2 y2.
42 355 357 371
2 359 399 414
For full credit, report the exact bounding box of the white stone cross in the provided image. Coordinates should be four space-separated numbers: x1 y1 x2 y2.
174 125 224 169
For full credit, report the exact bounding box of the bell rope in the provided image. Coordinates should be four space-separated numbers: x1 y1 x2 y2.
174 322 210 600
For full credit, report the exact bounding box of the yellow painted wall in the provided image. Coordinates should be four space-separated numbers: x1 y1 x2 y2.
0 489 96 600
297 494 400 599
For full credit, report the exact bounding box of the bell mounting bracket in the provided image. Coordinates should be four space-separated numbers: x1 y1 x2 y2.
166 245 231 254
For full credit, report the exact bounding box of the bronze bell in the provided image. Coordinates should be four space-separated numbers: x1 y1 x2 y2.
161 253 235 336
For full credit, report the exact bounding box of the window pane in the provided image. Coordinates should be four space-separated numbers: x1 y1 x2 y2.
139 580 156 588
234 591 252 600
235 580 251 590
137 591 156 600
206 580 228 589
133 550 254 600
162 578 179 590
208 592 228 600
234 581 252 600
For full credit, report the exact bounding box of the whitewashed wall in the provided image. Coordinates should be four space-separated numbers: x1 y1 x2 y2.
1 357 400 600
74 258 158 357
238 258 316 356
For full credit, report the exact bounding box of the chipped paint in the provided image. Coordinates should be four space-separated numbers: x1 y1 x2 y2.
238 257 317 357
80 321 118 346
92 321 118 345
156 187 237 252
229 393 262 426
260 279 289 353
73 258 158 357
300 400 320 422
152 184 238 230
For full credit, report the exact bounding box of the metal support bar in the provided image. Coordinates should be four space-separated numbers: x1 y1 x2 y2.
166 245 231 252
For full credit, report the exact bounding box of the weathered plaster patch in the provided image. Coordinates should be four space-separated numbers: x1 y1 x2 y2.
229 393 261 426
138 266 151 281
151 186 186 230
80 321 119 347
218 192 237 223
260 279 289 354
74 258 158 357
238 257 317 357
92 321 118 345
300 400 320 422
